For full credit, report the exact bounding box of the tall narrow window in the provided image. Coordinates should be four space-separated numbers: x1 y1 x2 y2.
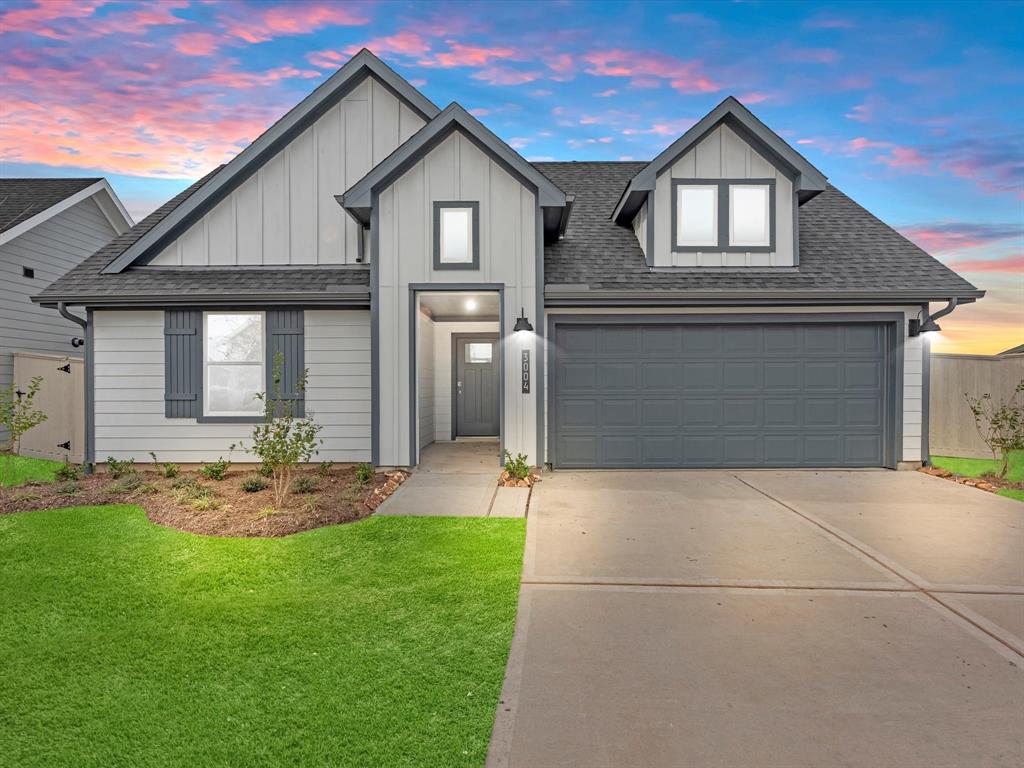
204 312 264 416
675 185 718 247
434 202 480 269
729 184 771 247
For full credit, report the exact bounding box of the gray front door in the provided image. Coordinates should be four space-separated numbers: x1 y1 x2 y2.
455 335 499 437
552 321 893 469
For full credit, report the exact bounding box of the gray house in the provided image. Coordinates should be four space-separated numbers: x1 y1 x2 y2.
34 49 982 470
1 178 132 444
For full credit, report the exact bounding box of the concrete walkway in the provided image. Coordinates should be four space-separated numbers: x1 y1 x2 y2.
488 470 1024 768
376 441 528 517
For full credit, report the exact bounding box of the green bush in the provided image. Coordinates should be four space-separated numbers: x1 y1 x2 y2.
137 482 160 495
171 475 198 491
241 476 268 493
355 462 374 484
106 457 135 478
54 481 81 496
148 452 179 478
171 480 211 504
55 461 82 482
291 475 318 494
317 460 335 477
257 461 274 478
503 450 531 481
190 496 218 511
200 457 230 481
110 473 144 494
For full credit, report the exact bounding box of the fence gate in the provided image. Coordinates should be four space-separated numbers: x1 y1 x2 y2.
12 352 84 464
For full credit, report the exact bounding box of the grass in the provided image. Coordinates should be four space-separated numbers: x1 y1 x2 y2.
0 453 64 487
0 506 525 767
932 450 1024 502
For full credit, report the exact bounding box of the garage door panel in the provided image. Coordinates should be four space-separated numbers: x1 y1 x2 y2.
553 322 890 468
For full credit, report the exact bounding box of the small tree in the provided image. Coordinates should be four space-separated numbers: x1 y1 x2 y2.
235 352 322 508
965 380 1024 478
0 376 48 485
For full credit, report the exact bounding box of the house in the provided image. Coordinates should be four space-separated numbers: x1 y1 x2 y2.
33 49 982 471
1 178 132 447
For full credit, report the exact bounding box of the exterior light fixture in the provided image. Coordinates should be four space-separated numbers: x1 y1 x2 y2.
465 298 477 311
513 307 533 333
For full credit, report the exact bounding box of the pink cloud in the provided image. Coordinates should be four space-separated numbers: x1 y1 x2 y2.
343 31 432 58
846 137 891 153
0 0 108 38
220 3 369 44
469 107 490 117
472 65 541 86
622 118 696 137
432 42 521 68
595 88 618 97
898 223 1019 254
738 91 769 104
172 32 221 57
582 49 721 94
877 146 930 170
947 254 1024 273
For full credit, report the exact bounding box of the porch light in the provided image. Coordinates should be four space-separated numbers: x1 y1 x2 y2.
513 308 533 333
465 298 477 311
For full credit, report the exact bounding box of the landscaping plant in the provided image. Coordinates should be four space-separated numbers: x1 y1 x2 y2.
105 457 135 478
0 376 48 485
55 461 82 482
149 451 179 478
292 475 318 494
355 462 374 485
317 460 335 477
503 450 531 481
240 476 268 493
235 352 323 508
200 456 231 481
965 380 1024 478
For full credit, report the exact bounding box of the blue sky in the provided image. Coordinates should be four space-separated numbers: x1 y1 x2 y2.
1 0 1020 352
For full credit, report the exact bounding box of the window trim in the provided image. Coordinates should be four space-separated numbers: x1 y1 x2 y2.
201 310 266 419
433 201 480 270
671 178 776 253
673 183 719 248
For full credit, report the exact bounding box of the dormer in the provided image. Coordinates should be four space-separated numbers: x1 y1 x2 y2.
613 97 827 268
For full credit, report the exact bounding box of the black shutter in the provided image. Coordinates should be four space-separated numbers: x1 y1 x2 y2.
164 310 201 418
266 310 305 417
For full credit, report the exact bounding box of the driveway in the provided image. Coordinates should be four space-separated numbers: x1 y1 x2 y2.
488 470 1024 768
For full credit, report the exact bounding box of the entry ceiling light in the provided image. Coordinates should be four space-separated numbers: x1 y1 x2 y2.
465 298 477 311
513 307 533 333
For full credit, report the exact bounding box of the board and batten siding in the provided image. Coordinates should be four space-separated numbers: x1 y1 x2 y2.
93 310 371 463
651 123 795 267
149 76 425 268
0 197 118 443
377 129 539 466
417 310 435 450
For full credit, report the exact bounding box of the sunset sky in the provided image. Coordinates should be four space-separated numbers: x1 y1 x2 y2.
1 0 1020 354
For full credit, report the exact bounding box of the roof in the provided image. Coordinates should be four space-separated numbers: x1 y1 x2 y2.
1000 344 1024 356
536 161 982 302
612 96 828 225
101 49 439 275
33 168 369 307
341 102 567 223
0 177 133 246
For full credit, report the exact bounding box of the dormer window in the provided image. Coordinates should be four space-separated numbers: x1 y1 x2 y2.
672 179 775 253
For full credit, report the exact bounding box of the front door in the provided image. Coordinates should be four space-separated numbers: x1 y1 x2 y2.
455 335 499 437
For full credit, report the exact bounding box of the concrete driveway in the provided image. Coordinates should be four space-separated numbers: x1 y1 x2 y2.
488 470 1024 768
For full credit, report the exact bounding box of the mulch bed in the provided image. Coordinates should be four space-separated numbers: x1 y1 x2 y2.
0 465 408 537
497 469 542 488
918 465 1024 495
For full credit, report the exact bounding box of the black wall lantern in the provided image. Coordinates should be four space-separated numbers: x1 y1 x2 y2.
513 307 533 333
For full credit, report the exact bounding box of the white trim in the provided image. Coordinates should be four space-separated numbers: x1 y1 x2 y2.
0 179 133 247
202 311 266 417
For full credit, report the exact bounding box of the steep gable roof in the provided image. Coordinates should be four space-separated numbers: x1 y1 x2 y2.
612 96 828 225
101 49 439 275
0 177 132 245
341 102 567 235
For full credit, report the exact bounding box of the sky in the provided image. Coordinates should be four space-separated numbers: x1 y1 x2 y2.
1 0 1021 354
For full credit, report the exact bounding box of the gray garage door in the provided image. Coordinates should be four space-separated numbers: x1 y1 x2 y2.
552 321 893 469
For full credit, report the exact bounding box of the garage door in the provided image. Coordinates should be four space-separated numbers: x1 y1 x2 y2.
552 321 893 469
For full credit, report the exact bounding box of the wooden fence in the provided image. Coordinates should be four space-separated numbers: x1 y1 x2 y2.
929 352 1024 459
12 352 84 464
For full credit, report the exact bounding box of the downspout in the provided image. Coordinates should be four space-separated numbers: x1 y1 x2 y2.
57 303 93 474
917 298 957 467
927 298 959 325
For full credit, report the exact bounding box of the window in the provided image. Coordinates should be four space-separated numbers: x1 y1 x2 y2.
465 343 493 364
730 185 770 247
203 312 264 416
675 185 718 247
434 201 480 269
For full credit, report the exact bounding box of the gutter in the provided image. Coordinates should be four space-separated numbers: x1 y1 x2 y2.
34 290 371 309
543 287 984 307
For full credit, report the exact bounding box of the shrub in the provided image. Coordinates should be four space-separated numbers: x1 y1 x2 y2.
110 473 143 494
200 456 230 481
190 496 218 511
317 460 335 477
235 352 323 508
55 461 82 482
292 475 318 494
171 475 199 491
355 462 374 484
966 380 1024 478
54 481 81 496
241 476 268 493
503 450 531 481
257 461 274 478
106 457 135 478
172 481 211 504
149 451 179 478
137 482 160 495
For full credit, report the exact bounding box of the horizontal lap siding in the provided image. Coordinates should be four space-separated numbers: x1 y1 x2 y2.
93 310 371 464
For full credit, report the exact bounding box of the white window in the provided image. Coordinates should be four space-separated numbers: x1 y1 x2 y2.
729 184 771 247
465 343 493 364
203 312 264 416
440 207 473 264
675 185 718 247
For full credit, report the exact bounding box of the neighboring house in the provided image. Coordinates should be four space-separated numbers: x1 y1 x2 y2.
999 343 1024 356
1 178 132 445
34 49 982 471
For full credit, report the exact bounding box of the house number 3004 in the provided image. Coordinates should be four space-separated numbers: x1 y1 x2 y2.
521 350 530 394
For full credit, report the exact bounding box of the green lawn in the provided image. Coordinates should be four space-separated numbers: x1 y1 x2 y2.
0 453 63 486
932 450 1024 502
0 506 525 767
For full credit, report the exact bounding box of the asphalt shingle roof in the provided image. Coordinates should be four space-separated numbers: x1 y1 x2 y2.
535 161 981 298
33 167 370 305
1000 343 1024 356
0 177 101 234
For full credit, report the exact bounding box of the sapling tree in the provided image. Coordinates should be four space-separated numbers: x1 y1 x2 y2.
234 352 322 508
0 376 48 484
965 380 1024 478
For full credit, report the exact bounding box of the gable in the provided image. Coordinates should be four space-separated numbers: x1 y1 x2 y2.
147 75 425 267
